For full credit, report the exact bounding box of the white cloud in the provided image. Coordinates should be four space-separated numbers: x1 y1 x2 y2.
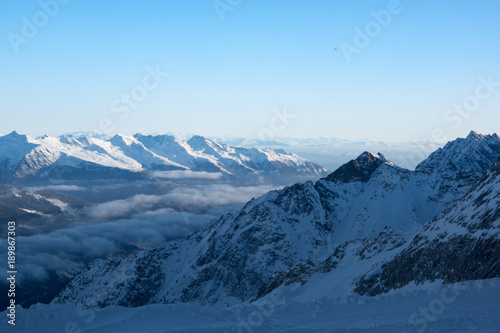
25 185 85 192
87 184 276 219
152 170 223 179
0 183 278 288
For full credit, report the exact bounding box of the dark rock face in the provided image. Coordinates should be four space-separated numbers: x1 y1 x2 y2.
356 236 500 296
117 251 166 307
356 227 406 260
325 152 389 183
355 157 500 296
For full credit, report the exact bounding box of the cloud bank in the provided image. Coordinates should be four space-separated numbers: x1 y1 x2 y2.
152 170 223 179
0 184 276 289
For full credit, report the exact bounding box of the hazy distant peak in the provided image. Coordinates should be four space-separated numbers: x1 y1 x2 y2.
187 135 211 146
6 130 27 140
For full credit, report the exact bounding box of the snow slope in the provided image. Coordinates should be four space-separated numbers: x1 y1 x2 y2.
356 155 500 296
6 278 500 332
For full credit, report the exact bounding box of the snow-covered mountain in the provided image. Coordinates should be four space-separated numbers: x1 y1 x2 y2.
135 134 328 183
355 155 500 296
0 131 328 185
53 131 500 308
413 130 500 206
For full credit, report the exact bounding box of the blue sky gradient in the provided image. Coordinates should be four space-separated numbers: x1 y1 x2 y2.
1 0 499 141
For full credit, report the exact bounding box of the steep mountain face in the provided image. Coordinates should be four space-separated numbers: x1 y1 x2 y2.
53 133 500 308
0 132 143 183
108 134 187 171
135 134 328 184
355 156 500 296
0 131 328 185
413 131 500 207
0 132 40 182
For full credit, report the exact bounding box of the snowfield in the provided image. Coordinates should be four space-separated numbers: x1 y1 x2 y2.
3 278 500 332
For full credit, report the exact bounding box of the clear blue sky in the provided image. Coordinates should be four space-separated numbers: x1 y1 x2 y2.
1 0 499 141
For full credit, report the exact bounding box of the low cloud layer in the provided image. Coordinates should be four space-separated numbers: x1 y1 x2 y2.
87 184 275 219
25 185 85 192
0 183 276 289
0 210 215 286
152 170 223 179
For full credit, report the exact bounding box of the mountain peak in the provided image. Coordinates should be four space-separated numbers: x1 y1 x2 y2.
110 134 137 146
3 131 30 142
187 135 220 151
134 133 177 146
415 132 500 182
355 151 391 166
325 151 393 183
466 130 485 141
8 130 23 138
187 135 208 144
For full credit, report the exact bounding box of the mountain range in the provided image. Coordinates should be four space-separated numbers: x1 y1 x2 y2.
53 131 500 308
0 131 328 185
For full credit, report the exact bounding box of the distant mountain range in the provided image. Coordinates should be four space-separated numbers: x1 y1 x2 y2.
0 131 328 185
211 135 444 171
211 136 438 148
53 131 500 308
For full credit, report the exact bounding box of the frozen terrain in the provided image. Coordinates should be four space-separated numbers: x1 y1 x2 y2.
3 279 500 332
